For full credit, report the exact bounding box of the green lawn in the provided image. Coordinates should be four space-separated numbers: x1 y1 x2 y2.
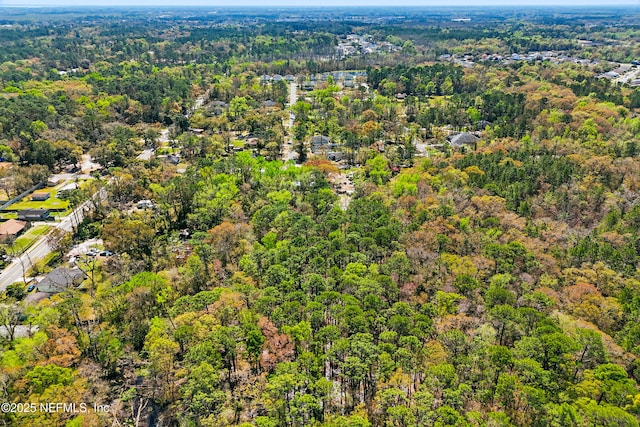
4 225 51 254
32 186 58 195
0 212 18 220
1 179 91 220
76 179 91 190
157 147 178 155
3 183 74 212
9 198 70 211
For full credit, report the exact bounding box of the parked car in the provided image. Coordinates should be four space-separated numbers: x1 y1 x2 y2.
86 248 99 257
99 251 114 257
27 284 35 292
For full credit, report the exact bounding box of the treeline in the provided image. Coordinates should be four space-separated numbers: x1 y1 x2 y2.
368 64 465 97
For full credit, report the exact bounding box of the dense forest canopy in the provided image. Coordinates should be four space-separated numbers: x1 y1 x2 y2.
1 5 640 427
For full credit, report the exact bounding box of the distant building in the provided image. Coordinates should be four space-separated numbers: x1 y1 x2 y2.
17 209 51 222
327 152 343 162
56 182 78 198
447 132 479 148
165 154 180 165
210 100 228 116
311 135 330 154
302 81 317 91
476 120 492 130
598 71 619 79
31 192 50 201
0 219 29 241
59 182 79 192
245 137 260 147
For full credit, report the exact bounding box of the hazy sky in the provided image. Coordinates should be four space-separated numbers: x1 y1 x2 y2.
2 0 639 6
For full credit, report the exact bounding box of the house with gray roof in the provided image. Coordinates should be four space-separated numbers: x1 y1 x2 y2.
311 135 330 154
17 209 51 222
36 267 87 294
447 132 479 148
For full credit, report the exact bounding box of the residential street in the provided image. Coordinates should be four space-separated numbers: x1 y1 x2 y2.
282 82 299 162
0 187 107 290
137 148 155 161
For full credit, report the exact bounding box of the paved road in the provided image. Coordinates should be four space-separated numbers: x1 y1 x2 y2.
144 91 208 159
137 149 155 161
186 90 209 118
0 187 107 290
140 91 208 160
193 91 208 112
328 173 354 211
288 82 297 129
158 128 170 143
615 66 640 84
58 189 107 233
0 325 39 339
282 82 300 162
80 154 102 174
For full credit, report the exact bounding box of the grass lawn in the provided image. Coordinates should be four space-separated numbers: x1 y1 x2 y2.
76 179 91 190
33 186 58 195
4 225 51 254
0 212 18 220
3 183 73 212
9 198 70 211
27 250 61 276
157 147 178 155
1 179 90 221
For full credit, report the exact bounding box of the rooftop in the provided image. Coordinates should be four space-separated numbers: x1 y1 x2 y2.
448 132 479 147
17 209 51 220
36 267 87 294
0 219 27 237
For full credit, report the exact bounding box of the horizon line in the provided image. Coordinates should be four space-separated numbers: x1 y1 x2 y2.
1 2 639 8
